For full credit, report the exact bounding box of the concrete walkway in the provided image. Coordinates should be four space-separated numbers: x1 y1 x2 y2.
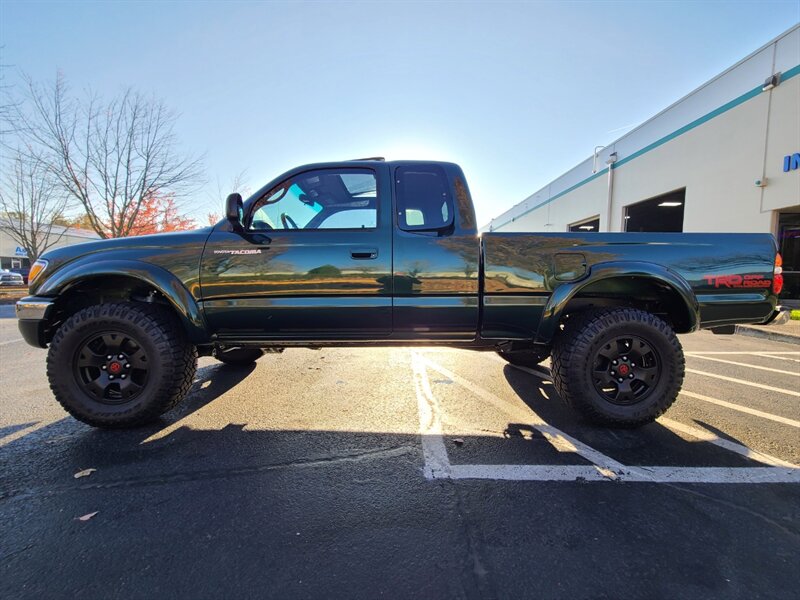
737 317 800 345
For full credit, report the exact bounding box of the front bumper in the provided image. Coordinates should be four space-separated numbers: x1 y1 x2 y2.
16 296 55 348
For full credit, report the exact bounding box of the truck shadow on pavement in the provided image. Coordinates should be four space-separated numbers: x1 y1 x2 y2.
2 363 800 599
1 360 776 487
0 362 255 474
500 364 759 469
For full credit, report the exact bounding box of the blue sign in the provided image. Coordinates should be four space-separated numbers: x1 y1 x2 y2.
784 153 800 172
14 246 28 257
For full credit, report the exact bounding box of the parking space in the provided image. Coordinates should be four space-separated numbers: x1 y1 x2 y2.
413 345 799 482
1 325 799 598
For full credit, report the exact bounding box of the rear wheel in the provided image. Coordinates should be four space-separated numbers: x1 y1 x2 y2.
47 302 197 428
551 308 684 428
496 347 550 368
215 347 264 366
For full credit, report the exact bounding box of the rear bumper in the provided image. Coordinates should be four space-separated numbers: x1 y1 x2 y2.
762 307 788 326
16 296 55 348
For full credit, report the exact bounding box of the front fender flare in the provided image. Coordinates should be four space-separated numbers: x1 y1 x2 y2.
37 258 208 343
534 261 699 345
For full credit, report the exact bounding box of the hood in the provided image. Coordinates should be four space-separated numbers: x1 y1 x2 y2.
39 228 213 263
31 227 214 294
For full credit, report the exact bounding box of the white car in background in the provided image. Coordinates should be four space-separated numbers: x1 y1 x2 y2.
0 269 25 286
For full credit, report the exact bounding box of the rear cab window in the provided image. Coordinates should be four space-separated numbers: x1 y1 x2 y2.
395 165 454 232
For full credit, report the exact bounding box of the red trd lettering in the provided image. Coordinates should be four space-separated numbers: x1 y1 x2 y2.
703 274 771 288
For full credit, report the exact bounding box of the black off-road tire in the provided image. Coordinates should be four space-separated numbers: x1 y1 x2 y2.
214 347 264 366
47 302 197 428
496 347 550 368
551 308 684 428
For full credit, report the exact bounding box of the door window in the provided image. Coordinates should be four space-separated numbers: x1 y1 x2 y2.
249 169 377 231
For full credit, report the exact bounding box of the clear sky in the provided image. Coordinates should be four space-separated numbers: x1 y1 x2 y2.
1 1 798 226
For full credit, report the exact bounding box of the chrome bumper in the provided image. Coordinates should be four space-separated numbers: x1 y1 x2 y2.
16 297 55 321
16 297 55 348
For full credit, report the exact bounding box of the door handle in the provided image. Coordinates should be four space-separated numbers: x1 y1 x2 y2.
351 248 378 260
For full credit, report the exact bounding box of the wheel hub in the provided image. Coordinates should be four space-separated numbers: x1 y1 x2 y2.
74 332 148 404
108 361 123 375
592 336 661 406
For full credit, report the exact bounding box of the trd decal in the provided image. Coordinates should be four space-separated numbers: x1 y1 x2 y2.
703 274 771 288
213 249 263 255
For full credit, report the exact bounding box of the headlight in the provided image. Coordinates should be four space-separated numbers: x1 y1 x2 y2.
28 259 48 287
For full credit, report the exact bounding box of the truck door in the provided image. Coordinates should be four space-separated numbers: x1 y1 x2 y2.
391 163 480 340
200 166 393 339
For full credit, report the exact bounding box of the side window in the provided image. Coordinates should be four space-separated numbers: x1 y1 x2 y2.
249 169 377 231
318 209 377 229
395 165 454 231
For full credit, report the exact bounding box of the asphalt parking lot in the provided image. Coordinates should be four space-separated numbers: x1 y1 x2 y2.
1 307 799 599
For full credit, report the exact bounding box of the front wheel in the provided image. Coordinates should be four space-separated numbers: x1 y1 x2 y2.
551 308 684 428
47 302 197 428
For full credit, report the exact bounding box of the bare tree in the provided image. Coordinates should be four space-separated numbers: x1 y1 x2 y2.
0 151 69 262
12 73 203 238
0 47 16 136
207 169 250 225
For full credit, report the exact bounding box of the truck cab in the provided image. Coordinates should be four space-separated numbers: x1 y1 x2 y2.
202 160 482 343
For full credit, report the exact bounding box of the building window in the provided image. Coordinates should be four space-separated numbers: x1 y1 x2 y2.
624 189 685 232
568 216 600 232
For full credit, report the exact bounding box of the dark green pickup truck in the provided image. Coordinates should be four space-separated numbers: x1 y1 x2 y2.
17 160 783 429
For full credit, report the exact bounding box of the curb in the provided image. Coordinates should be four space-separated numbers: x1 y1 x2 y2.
735 325 800 346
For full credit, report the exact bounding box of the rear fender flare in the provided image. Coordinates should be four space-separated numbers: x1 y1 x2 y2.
535 261 699 345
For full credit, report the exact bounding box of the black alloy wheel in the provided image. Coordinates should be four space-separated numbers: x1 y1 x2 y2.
550 308 684 428
73 331 150 403
48 302 197 428
591 335 661 406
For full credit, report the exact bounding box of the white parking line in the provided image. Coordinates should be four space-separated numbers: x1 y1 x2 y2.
0 337 23 347
686 368 800 397
449 464 800 484
415 350 800 483
679 390 800 428
658 417 798 468
685 351 800 355
412 352 452 479
417 353 632 480
754 353 800 363
685 354 800 376
449 464 626 482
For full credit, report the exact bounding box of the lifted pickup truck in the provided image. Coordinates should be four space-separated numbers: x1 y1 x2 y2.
17 160 783 428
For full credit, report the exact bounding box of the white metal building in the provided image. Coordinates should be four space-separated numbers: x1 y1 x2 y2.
0 219 100 273
484 25 800 301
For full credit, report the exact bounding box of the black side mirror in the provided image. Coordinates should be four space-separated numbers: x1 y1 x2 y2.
226 193 243 229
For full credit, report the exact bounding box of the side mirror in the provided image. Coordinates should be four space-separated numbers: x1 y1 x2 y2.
226 193 243 229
